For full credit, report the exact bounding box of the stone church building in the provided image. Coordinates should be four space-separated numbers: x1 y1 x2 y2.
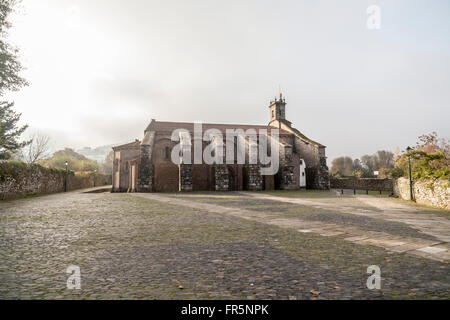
112 95 329 192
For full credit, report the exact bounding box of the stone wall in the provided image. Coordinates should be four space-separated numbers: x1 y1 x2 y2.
214 165 229 191
179 164 193 192
137 132 155 192
245 165 263 191
330 178 394 191
313 157 330 190
394 177 450 210
0 162 111 200
278 165 296 190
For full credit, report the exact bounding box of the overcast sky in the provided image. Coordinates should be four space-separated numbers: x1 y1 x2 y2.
5 0 450 162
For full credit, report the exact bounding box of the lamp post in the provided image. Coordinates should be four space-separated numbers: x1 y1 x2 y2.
94 169 97 187
406 147 413 201
64 161 69 192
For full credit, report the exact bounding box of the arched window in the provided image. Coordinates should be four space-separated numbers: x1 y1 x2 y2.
165 147 170 160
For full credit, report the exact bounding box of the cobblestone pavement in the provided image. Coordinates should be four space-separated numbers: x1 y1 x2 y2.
1 190 449 300
249 191 450 243
164 191 450 261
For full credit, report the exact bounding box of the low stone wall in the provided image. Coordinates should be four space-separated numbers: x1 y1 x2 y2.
0 162 111 200
394 177 450 210
330 178 394 191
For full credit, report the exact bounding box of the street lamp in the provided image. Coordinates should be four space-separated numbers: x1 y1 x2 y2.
94 169 97 187
64 161 69 192
406 147 413 201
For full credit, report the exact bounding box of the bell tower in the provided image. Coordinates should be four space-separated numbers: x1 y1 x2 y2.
269 93 291 127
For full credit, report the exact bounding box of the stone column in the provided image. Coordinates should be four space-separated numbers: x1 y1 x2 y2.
246 164 263 191
179 164 193 192
137 132 156 192
214 165 229 191
279 165 296 190
315 157 330 190
137 144 153 192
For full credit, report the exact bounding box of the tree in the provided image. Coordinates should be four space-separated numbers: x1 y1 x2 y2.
0 100 28 159
352 158 363 171
360 154 377 173
360 150 394 176
332 150 395 178
352 169 365 178
0 0 28 159
21 132 50 164
415 131 449 155
375 150 394 169
0 0 28 95
378 167 391 179
330 156 354 177
394 132 449 180
102 150 114 175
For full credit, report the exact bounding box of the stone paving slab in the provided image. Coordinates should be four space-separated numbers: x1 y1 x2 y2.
387 243 434 253
245 193 450 247
246 193 450 243
344 235 370 242
132 193 449 263
417 247 448 254
409 250 442 261
359 238 408 248
319 231 345 237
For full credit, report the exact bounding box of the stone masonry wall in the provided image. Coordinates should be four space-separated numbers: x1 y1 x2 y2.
179 164 193 192
330 178 394 191
394 177 449 210
246 165 263 191
137 132 155 192
0 162 111 200
214 165 229 191
313 157 330 190
279 165 296 190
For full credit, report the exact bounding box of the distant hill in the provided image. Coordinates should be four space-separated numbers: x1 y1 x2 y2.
39 148 100 172
76 143 124 163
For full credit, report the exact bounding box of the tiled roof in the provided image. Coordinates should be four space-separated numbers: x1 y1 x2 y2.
145 120 292 135
112 140 141 150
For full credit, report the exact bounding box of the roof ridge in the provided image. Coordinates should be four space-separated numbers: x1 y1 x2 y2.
153 120 268 127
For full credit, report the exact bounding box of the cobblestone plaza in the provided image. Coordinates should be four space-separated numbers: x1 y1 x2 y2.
1 189 449 300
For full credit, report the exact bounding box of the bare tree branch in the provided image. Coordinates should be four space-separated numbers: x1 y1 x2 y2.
22 132 50 165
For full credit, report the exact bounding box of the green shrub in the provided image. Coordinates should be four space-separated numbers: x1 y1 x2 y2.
0 161 28 181
395 150 449 180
